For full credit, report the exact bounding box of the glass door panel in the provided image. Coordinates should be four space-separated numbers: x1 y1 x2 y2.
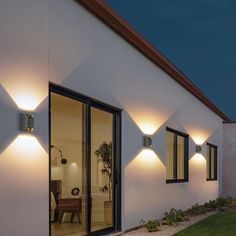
91 107 114 232
50 92 87 236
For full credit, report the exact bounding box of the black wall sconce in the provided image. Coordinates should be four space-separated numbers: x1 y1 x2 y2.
196 145 202 153
50 145 67 165
143 136 152 148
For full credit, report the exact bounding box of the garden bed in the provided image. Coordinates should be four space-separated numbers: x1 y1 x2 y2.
118 197 236 236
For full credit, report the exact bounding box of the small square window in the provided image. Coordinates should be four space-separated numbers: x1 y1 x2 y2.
166 128 189 183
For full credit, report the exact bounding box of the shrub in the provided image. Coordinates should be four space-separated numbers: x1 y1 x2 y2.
185 203 207 216
204 199 218 209
204 196 234 210
140 219 160 232
163 208 188 226
146 220 160 232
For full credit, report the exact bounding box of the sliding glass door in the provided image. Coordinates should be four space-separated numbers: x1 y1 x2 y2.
91 107 114 232
49 84 121 236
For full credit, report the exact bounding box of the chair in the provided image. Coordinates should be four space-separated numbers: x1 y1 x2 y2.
58 198 81 224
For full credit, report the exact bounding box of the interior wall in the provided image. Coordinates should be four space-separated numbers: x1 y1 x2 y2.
51 93 113 223
0 0 225 235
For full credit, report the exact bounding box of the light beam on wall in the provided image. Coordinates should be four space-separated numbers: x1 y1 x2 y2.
191 153 205 166
10 135 47 156
184 127 216 145
129 149 165 169
1 66 48 111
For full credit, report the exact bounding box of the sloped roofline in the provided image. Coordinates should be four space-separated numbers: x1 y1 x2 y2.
77 0 230 121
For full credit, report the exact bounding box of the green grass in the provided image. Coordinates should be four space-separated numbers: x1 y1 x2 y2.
174 211 236 236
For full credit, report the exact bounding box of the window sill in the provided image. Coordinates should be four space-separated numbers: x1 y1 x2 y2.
166 179 188 184
206 178 217 181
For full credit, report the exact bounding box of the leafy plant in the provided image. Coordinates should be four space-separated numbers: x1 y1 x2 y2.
146 220 160 232
204 199 218 209
163 208 188 226
203 196 234 210
95 141 112 202
140 219 160 232
185 203 207 216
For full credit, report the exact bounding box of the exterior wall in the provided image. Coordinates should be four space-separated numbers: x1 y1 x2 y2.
223 123 236 197
0 0 224 235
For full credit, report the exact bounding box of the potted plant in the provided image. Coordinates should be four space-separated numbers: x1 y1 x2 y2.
95 141 112 225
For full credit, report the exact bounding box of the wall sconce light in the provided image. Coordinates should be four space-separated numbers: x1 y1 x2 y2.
21 113 34 132
50 145 67 165
143 136 152 148
196 145 202 153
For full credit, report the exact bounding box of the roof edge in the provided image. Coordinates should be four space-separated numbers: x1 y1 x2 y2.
76 0 231 121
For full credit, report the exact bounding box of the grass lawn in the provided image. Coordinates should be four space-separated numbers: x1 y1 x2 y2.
174 211 236 236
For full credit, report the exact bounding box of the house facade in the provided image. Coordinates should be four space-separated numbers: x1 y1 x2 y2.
0 0 235 236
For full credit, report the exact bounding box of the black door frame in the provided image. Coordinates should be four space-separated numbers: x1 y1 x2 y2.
49 82 122 236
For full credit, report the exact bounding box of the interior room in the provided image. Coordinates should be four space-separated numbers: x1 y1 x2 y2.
50 92 113 236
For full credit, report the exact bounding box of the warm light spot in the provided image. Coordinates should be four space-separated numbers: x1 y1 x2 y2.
185 128 212 145
123 105 173 135
0 135 48 186
70 162 78 168
12 135 45 155
1 67 47 111
193 137 206 145
139 123 158 135
140 149 157 162
126 149 165 170
191 153 206 166
124 149 165 187
12 93 41 111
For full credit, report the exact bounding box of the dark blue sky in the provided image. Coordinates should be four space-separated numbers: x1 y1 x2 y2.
107 0 236 120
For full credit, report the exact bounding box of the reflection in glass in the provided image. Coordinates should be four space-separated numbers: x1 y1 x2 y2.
50 93 87 236
177 136 185 180
166 131 174 180
91 108 114 232
206 147 210 179
206 144 217 180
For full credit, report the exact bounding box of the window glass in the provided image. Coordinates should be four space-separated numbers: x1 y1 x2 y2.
166 131 174 180
206 144 217 181
166 129 188 183
177 136 185 180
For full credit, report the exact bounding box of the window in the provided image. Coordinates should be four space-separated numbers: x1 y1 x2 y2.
206 143 217 181
166 128 189 183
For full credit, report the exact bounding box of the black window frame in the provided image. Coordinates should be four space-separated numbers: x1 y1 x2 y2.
166 127 189 184
206 143 217 181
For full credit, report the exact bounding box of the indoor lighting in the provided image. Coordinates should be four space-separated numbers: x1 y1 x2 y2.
50 145 67 165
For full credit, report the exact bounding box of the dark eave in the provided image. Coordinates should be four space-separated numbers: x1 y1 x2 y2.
76 0 230 121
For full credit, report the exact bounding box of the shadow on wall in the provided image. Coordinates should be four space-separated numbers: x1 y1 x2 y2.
0 85 19 154
55 58 124 110
0 84 49 154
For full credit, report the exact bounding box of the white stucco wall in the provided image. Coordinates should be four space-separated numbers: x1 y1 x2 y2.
0 0 224 235
223 123 236 198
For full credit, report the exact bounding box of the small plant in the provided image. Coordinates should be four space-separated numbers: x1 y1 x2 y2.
146 220 160 232
204 199 218 209
203 196 233 210
94 141 112 202
185 203 207 216
163 208 188 226
139 219 160 232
